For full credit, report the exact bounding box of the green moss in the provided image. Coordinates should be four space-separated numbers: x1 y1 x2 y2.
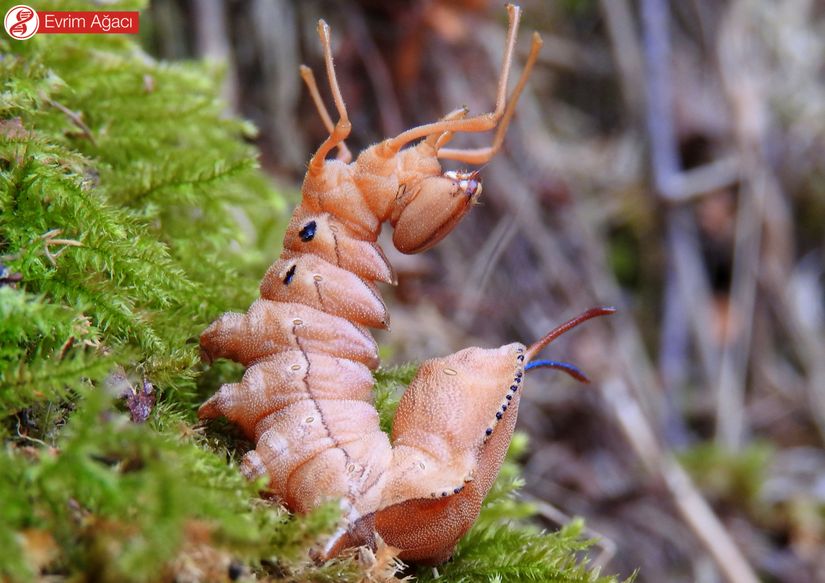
0 1 287 406
373 362 418 434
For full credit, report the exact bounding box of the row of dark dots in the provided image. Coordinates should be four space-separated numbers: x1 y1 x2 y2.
433 484 466 498
430 349 526 499
484 348 526 440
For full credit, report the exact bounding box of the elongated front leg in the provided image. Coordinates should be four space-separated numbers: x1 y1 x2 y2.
423 106 469 150
308 20 352 175
300 64 352 163
375 3 525 158
436 32 544 165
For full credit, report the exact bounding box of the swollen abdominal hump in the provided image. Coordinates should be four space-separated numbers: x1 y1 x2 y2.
199 312 247 364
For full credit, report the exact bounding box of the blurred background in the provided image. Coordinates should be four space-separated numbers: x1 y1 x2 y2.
143 1 825 581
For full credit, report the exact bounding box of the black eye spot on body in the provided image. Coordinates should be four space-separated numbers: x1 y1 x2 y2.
283 264 297 285
299 221 317 242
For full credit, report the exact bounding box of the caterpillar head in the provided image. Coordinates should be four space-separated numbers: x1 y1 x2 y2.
373 306 615 564
392 170 482 254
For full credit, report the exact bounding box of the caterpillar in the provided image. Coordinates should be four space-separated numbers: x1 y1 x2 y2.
199 4 614 565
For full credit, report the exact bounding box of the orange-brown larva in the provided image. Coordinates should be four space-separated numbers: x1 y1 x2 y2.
199 4 614 565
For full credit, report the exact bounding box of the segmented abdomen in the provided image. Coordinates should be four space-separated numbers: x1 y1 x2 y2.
199 191 395 522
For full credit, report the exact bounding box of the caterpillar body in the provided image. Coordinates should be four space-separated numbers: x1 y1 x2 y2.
199 5 613 565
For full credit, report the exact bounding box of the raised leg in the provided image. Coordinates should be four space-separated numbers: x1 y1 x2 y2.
377 4 525 157
300 65 352 163
436 32 543 165
423 106 468 149
308 20 352 175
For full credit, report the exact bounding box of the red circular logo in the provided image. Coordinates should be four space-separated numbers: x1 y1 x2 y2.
4 5 39 40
